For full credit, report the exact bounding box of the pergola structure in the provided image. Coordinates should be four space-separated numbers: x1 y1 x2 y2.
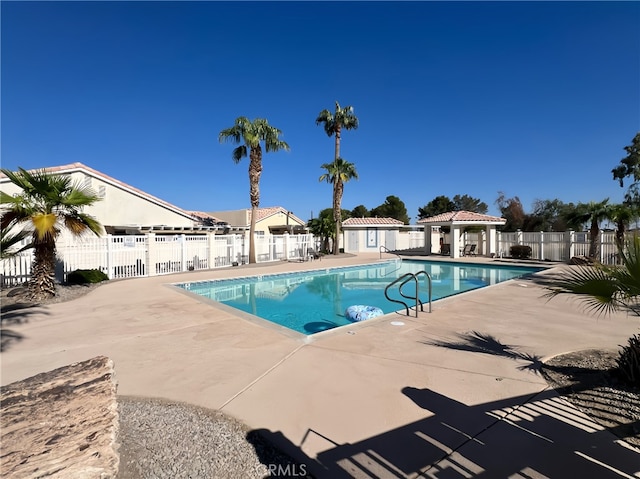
417 211 506 258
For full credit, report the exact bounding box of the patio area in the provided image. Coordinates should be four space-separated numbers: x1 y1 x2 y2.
1 253 638 477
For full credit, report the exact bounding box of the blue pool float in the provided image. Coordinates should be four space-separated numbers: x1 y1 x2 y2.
345 305 384 322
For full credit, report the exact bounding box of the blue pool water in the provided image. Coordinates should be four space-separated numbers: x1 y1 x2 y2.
175 260 543 335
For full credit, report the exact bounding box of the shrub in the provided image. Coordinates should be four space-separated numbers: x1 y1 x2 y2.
510 245 532 259
616 334 640 385
66 269 109 285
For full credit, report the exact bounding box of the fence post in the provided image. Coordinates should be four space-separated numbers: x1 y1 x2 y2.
599 230 604 263
283 233 289 261
106 234 114 279
180 234 187 271
147 233 157 276
208 232 216 269
539 231 544 261
516 229 523 245
566 230 574 261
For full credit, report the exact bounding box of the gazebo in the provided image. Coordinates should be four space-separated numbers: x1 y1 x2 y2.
417 211 506 258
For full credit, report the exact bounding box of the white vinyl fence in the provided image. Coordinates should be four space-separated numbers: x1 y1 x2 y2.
1 233 316 287
452 230 618 264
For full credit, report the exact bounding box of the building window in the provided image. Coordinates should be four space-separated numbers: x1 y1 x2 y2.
367 228 377 247
82 176 92 189
98 185 106 198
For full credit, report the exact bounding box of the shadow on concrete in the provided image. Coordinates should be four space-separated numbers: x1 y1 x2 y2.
1 302 48 326
421 330 546 373
0 329 24 352
246 429 315 478
257 384 639 478
1 303 48 352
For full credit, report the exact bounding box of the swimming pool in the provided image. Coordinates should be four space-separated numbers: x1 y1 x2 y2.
175 260 543 335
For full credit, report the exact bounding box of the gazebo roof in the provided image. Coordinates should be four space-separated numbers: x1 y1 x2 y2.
417 210 506 226
342 217 405 227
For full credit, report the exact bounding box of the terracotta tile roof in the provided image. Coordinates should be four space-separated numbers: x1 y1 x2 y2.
342 217 405 226
0 162 197 221
249 206 305 225
417 211 506 224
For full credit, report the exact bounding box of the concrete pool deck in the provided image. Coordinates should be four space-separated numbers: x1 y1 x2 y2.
2 253 639 477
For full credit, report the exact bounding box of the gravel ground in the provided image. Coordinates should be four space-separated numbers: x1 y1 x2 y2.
541 348 640 448
117 397 308 479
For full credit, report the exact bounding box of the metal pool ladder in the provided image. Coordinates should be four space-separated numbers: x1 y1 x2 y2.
384 271 432 317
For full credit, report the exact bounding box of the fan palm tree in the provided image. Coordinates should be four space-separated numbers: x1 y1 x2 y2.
219 117 290 264
566 199 611 259
316 102 359 255
606 202 638 251
0 168 103 300
544 235 640 384
307 214 334 254
319 158 358 254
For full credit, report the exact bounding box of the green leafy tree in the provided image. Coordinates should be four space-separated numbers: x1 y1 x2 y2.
351 205 370 218
319 158 358 254
544 235 640 384
495 192 526 232
316 101 359 255
417 195 455 220
0 168 102 300
370 195 410 224
452 194 488 214
219 117 290 263
530 199 579 232
612 132 640 204
566 199 611 259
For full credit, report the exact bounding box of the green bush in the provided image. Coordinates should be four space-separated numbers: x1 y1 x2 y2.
66 269 109 285
510 245 532 259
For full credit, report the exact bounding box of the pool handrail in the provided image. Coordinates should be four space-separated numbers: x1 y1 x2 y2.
379 245 401 262
384 270 432 317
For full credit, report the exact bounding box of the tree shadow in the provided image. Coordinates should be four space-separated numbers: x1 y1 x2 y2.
1 303 48 326
421 330 545 373
1 329 24 352
1 302 48 351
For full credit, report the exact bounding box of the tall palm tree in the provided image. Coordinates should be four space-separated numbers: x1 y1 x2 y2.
566 199 611 259
0 168 103 300
219 117 290 264
316 101 359 254
319 158 358 254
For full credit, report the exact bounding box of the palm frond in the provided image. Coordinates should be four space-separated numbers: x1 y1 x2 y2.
543 266 624 315
232 145 248 163
31 213 58 241
0 224 32 259
63 213 103 237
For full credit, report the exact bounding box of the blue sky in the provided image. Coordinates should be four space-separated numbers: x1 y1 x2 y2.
2 1 639 222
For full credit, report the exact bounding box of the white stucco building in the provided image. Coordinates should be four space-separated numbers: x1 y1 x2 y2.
0 163 200 234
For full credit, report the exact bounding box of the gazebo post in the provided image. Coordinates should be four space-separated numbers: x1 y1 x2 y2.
451 225 462 258
424 226 433 255
486 224 497 257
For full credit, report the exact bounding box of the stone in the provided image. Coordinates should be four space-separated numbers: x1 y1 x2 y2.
1 356 119 478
